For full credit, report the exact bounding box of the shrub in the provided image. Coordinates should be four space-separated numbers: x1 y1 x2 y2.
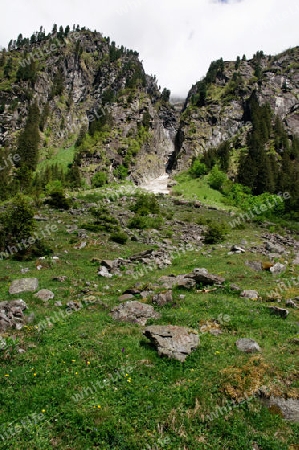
207 166 227 191
92 171 107 188
128 215 163 230
205 221 227 244
110 231 128 245
130 193 160 216
189 160 207 178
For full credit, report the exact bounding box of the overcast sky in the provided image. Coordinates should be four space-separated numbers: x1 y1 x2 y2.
1 0 298 97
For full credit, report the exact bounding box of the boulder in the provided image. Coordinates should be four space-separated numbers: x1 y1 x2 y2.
245 261 263 272
259 395 299 423
236 338 261 353
143 325 199 361
269 306 289 318
230 245 245 254
9 278 39 295
118 294 134 302
98 266 113 278
152 290 173 306
270 263 286 275
34 289 54 302
111 301 161 326
241 290 259 300
265 241 285 254
189 268 225 285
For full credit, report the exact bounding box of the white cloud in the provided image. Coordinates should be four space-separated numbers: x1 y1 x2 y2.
1 0 298 97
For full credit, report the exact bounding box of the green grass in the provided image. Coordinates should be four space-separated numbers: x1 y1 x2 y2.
37 146 76 172
0 191 298 449
172 172 235 211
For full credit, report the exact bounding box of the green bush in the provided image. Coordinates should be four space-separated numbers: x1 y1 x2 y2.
110 231 128 245
46 191 70 210
130 193 160 216
128 215 163 230
207 165 227 191
205 221 227 244
189 160 207 178
92 171 107 188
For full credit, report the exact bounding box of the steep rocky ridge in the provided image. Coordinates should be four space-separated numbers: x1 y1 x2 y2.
0 29 177 184
173 47 299 171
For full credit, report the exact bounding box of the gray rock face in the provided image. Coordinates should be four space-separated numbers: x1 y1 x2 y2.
9 278 39 295
260 395 299 423
34 289 54 302
111 301 161 326
0 299 28 332
270 263 286 275
152 290 173 306
269 306 289 318
143 325 199 361
241 290 259 299
236 338 261 353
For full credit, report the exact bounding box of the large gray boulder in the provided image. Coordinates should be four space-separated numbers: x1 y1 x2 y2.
265 241 285 254
241 290 259 300
236 338 261 353
34 289 54 302
143 325 199 362
9 278 39 295
111 301 161 326
188 268 225 285
152 291 173 306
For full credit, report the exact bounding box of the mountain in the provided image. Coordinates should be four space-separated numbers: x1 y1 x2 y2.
0 26 177 196
173 47 299 172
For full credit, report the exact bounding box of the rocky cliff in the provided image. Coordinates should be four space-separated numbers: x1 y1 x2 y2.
173 47 299 171
0 28 177 184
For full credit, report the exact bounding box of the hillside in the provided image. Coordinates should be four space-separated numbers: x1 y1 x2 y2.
0 26 177 194
0 27 298 450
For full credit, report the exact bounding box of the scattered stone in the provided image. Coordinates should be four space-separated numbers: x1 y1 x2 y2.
190 268 225 286
229 283 242 291
286 299 298 308
140 290 154 299
241 290 259 300
118 294 134 302
111 301 160 326
143 325 199 362
34 289 54 302
54 301 63 307
66 301 82 311
98 266 113 278
265 241 285 254
259 393 299 422
20 268 30 274
245 261 262 271
73 241 87 250
152 290 173 306
0 299 28 332
236 338 261 353
101 260 117 271
270 263 286 275
230 245 245 254
176 277 197 290
293 254 299 265
9 278 39 295
179 294 186 300
52 276 67 282
269 306 289 318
